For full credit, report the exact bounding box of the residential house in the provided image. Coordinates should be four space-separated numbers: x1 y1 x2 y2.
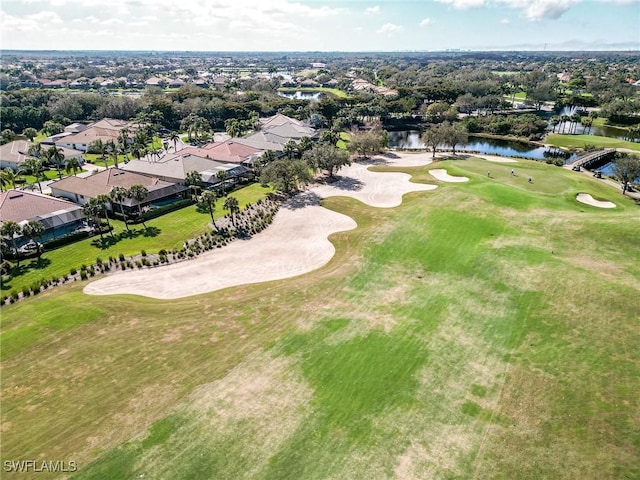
49 168 187 214
0 140 36 171
54 118 133 152
200 140 263 166
0 189 86 247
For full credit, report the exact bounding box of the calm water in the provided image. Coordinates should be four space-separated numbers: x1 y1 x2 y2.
278 91 324 100
388 131 577 161
554 107 633 140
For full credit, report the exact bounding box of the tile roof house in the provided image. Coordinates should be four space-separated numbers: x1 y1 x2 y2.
0 190 86 247
0 140 37 171
122 152 249 185
49 168 187 213
54 118 133 152
200 140 263 165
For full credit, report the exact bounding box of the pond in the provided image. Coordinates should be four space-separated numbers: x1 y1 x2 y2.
277 91 324 100
554 106 633 140
387 131 577 162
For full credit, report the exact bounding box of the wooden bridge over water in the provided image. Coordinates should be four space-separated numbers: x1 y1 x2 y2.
568 149 616 169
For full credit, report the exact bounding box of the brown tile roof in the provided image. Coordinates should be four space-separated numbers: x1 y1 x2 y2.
0 189 82 224
56 118 132 147
0 140 35 166
49 168 169 198
200 140 262 164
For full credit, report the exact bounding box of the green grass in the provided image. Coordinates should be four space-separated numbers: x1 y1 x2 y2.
1 183 272 294
546 133 640 151
336 131 350 150
2 158 639 479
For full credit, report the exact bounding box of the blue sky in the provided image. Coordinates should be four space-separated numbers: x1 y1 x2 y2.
1 0 638 51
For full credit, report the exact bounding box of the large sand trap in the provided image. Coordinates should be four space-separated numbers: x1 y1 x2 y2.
85 158 437 299
576 193 616 209
312 158 437 208
429 169 469 183
84 198 356 299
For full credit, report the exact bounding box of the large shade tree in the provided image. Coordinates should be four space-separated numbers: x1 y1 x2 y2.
303 143 351 180
612 153 640 194
260 159 312 194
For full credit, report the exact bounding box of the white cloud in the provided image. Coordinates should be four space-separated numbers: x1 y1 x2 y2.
436 0 486 9
439 0 580 20
500 18 510 24
419 17 433 27
377 23 403 34
365 5 380 15
0 10 62 32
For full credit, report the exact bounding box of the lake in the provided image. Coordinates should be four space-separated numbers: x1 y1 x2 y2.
387 131 577 162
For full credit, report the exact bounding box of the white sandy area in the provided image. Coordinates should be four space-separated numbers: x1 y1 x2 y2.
84 154 437 299
84 199 356 299
429 169 469 183
576 193 616 209
472 154 518 163
312 155 437 208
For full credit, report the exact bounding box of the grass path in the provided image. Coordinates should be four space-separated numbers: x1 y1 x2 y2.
1 158 639 479
546 133 640 151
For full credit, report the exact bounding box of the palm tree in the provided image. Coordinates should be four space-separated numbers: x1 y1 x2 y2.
169 131 180 151
21 220 45 261
298 136 314 155
127 184 149 228
46 145 65 179
580 117 593 135
27 143 43 160
83 198 104 240
107 140 120 168
65 157 82 176
185 170 203 199
131 142 146 161
1 168 17 190
223 195 240 228
216 169 228 184
109 186 130 232
198 190 219 231
93 139 109 168
283 140 298 160
225 118 241 138
549 116 560 134
118 127 131 160
95 194 114 236
0 220 22 267
18 158 46 193
560 115 570 134
570 113 582 134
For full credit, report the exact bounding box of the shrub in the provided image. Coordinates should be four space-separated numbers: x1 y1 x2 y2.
96 257 103 265
119 253 125 261
80 271 88 280
22 286 31 297
141 250 147 257
80 264 87 271
70 268 77 275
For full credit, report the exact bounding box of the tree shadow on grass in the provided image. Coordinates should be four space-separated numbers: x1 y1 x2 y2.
142 226 161 237
1 258 51 291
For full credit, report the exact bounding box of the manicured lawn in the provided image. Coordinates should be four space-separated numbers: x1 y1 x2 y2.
546 133 640 151
336 131 350 150
1 183 272 295
1 159 638 479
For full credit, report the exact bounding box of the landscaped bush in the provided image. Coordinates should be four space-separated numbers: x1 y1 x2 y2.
43 230 91 250
70 268 77 275
119 253 125 262
80 271 88 280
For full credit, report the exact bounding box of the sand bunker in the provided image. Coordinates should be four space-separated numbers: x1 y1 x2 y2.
84 199 356 299
429 169 469 183
85 157 437 299
576 193 616 209
312 160 437 208
473 154 518 164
